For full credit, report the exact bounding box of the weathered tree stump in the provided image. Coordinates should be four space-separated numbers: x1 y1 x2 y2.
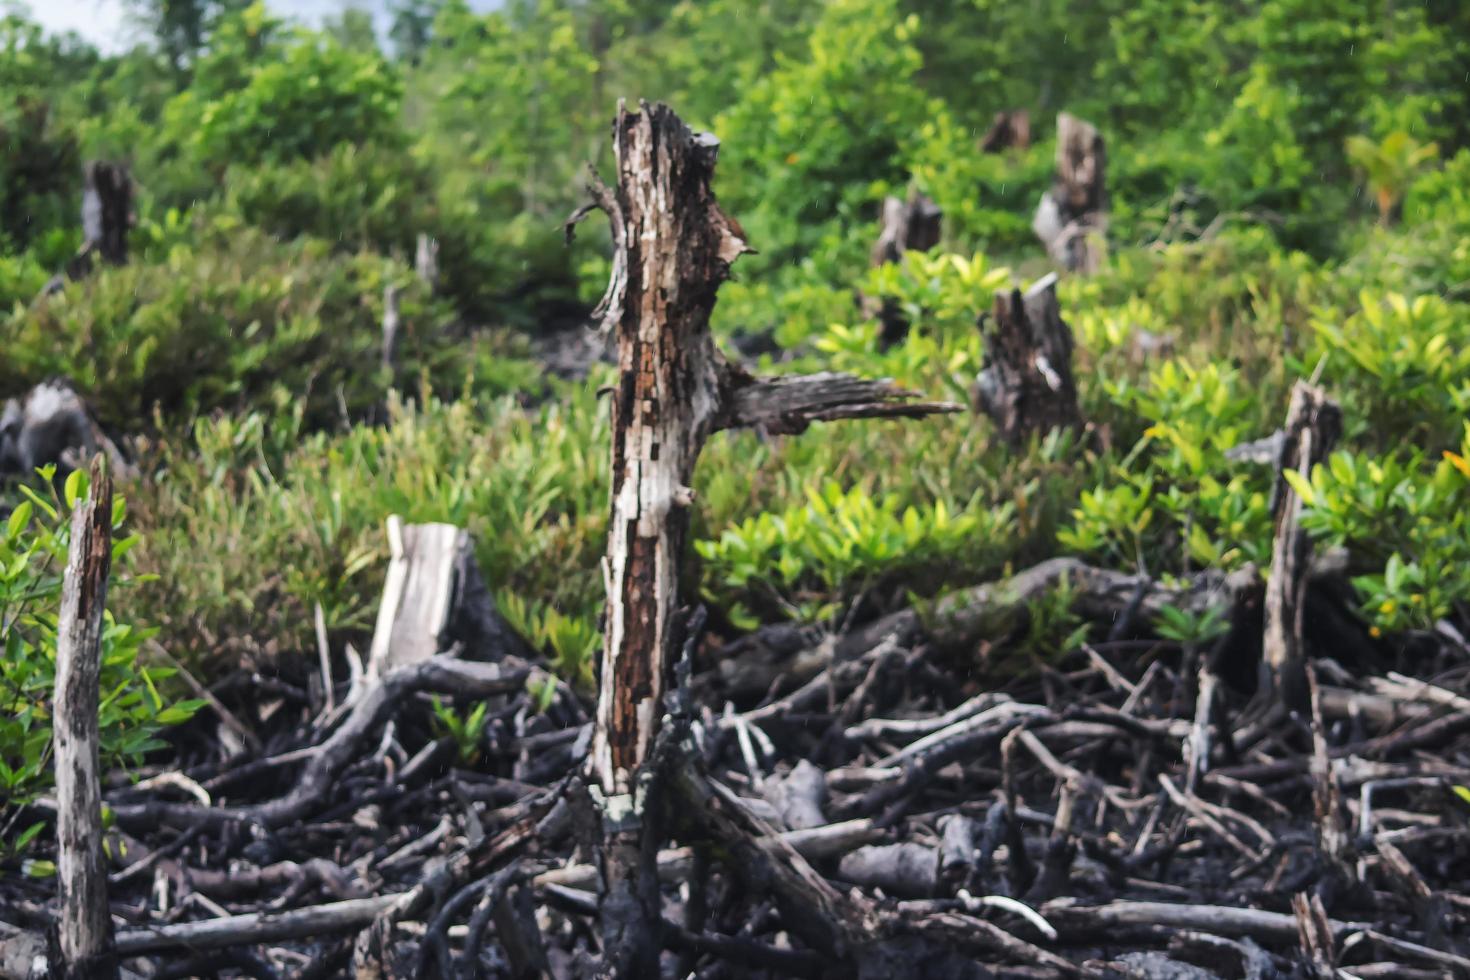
571 99 958 977
53 456 119 980
1033 113 1106 274
980 110 1031 153
1263 382 1341 712
366 517 517 679
41 162 132 296
864 190 943 347
970 272 1081 445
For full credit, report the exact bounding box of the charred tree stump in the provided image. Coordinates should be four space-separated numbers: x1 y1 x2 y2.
980 110 1031 153
82 163 131 267
971 272 1081 445
572 99 958 978
1033 113 1106 274
53 456 119 980
1263 382 1341 714
41 163 132 297
863 190 943 348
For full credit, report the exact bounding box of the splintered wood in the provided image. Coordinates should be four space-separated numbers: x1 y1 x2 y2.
367 518 468 677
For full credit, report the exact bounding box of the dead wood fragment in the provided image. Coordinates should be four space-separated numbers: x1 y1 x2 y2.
1033 114 1106 273
837 843 938 898
110 895 403 955
108 655 529 831
53 456 118 980
981 110 1032 153
1263 382 1341 711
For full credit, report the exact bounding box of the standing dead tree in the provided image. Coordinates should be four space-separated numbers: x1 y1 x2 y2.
971 272 1081 445
863 190 943 348
53 456 119 980
569 100 959 977
1032 113 1106 274
1263 381 1341 712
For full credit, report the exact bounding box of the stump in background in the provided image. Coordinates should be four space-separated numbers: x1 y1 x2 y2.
41 162 132 296
1033 113 1106 274
865 190 943 348
980 110 1031 153
971 272 1080 445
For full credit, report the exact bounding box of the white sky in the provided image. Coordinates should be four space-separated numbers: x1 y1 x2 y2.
11 1 496 52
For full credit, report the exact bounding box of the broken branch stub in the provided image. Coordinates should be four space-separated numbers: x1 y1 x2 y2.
971 272 1081 445
1263 381 1341 712
579 98 958 976
1033 113 1106 274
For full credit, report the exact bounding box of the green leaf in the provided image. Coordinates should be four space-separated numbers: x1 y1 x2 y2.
1281 469 1317 507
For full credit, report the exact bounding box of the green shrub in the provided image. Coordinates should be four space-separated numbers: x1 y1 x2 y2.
1 468 202 849
1295 431 1470 635
0 224 451 428
1307 292 1470 448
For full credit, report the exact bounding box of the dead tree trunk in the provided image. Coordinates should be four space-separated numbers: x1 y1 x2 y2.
572 99 958 978
864 190 943 348
1263 382 1341 713
971 272 1080 445
1033 113 1106 274
980 110 1031 153
53 456 118 980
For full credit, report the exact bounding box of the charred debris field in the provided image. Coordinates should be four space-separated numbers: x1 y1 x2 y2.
6 3 1470 978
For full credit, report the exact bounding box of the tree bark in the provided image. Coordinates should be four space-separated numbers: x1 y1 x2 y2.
576 99 958 977
53 456 118 980
1033 113 1106 274
971 272 1081 445
1263 381 1341 713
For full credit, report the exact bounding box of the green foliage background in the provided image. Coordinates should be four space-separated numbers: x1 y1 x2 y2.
2 0 1469 809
